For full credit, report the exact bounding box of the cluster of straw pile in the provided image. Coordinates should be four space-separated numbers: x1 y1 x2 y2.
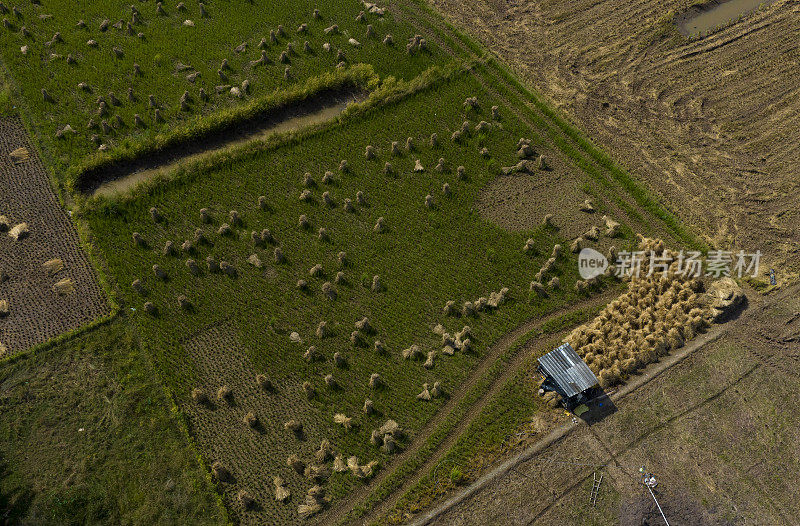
563 236 711 388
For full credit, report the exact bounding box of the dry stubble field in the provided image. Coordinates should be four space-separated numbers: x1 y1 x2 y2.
427 0 800 278
0 118 108 355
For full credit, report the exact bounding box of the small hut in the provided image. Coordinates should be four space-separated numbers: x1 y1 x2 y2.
537 343 598 410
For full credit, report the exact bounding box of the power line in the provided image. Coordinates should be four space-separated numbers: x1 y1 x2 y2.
646 484 670 526
640 468 670 526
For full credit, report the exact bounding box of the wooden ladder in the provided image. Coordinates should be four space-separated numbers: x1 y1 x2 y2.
590 472 603 506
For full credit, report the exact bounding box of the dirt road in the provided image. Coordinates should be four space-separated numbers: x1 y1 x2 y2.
411 284 800 525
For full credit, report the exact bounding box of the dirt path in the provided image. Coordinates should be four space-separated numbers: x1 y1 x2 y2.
359 291 619 525
314 289 618 526
412 284 796 525
410 309 743 525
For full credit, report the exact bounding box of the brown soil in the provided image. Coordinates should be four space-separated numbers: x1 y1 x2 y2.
620 489 733 526
78 88 364 195
729 284 800 378
426 0 800 277
0 118 108 355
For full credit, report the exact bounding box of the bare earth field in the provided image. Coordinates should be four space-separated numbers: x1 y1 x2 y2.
0 118 107 355
419 284 800 525
428 0 800 277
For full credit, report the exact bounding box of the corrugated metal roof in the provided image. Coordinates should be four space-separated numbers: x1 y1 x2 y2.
538 343 598 398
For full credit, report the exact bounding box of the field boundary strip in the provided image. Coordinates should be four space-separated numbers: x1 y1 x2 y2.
79 60 472 211
396 0 708 252
70 64 380 196
0 309 119 368
131 319 238 524
158 335 232 525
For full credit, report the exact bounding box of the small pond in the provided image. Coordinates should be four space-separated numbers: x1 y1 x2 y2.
676 0 777 38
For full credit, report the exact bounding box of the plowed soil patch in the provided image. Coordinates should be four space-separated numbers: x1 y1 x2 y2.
0 118 107 355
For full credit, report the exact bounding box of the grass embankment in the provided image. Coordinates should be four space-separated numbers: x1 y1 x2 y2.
0 74 11 115
83 69 629 520
74 61 470 202
0 0 449 177
70 63 380 194
0 320 226 525
398 0 707 252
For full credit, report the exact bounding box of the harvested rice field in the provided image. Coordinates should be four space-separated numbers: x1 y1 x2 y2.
83 71 638 523
0 118 108 355
426 0 800 278
3 0 786 524
0 0 447 179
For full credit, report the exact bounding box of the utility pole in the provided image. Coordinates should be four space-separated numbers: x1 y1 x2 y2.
645 484 670 526
639 467 670 526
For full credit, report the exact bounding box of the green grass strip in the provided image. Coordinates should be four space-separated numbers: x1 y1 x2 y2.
0 74 11 116
69 64 380 193
79 60 471 212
